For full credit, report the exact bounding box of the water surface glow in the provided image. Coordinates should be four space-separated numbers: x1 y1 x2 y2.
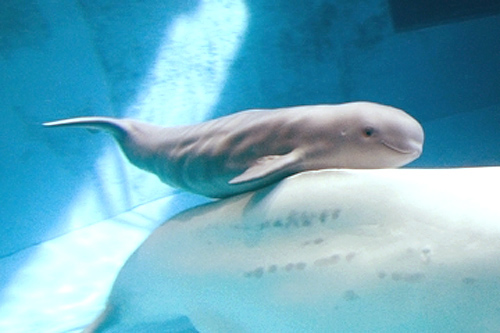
0 1 247 331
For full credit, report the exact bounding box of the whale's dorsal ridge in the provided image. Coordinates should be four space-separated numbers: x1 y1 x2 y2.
229 151 301 184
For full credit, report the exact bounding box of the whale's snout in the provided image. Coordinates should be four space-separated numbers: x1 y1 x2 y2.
377 112 424 167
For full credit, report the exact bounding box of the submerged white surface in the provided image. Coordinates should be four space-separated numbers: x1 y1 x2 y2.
1 167 499 332
85 167 500 332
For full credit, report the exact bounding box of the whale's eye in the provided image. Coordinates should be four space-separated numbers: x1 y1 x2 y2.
363 126 375 137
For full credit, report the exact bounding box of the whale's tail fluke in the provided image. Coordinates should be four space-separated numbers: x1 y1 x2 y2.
43 116 128 138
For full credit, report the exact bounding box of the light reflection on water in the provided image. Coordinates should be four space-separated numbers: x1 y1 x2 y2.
0 1 246 331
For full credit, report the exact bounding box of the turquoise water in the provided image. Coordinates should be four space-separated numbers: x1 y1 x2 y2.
1 0 499 332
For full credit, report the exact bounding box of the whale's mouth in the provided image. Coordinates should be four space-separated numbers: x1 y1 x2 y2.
382 140 420 155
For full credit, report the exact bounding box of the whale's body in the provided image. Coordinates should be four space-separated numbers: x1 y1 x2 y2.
85 167 500 332
44 102 423 197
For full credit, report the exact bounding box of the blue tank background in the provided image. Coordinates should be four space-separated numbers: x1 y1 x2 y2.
0 0 499 331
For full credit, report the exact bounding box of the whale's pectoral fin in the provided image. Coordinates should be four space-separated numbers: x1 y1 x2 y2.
229 152 300 184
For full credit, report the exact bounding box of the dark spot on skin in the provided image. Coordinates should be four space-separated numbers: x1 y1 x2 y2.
314 254 340 266
343 290 360 301
319 209 341 223
330 255 341 264
378 271 387 279
273 220 283 228
303 238 325 247
247 209 343 232
254 267 264 278
268 265 278 273
285 263 294 271
301 212 313 226
244 267 265 279
462 277 476 285
421 248 432 264
296 262 307 270
345 252 356 262
319 211 329 223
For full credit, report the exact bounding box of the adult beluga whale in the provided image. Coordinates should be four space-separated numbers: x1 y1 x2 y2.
44 102 423 198
83 167 500 332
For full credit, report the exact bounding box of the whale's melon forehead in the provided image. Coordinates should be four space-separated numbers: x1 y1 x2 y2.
349 102 416 121
331 103 422 137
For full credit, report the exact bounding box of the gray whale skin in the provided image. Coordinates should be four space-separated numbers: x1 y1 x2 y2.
84 167 500 332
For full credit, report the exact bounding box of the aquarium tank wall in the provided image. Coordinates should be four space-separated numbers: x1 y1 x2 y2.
0 0 499 332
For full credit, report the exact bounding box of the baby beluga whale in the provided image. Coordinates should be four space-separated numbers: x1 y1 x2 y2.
44 102 424 198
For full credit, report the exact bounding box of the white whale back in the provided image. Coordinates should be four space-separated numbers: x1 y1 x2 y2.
90 167 500 332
